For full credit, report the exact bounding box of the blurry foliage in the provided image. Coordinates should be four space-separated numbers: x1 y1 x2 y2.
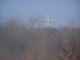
0 17 80 60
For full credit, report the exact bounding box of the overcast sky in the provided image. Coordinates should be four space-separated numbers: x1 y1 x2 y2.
0 0 80 28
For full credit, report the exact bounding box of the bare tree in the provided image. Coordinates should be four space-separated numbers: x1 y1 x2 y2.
28 15 44 29
58 27 80 60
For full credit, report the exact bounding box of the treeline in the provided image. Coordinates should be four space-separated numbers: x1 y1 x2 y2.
0 18 80 60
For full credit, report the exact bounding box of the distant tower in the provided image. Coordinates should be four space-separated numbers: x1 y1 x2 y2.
43 15 54 28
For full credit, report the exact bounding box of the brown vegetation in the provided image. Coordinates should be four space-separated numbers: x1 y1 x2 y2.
0 17 80 60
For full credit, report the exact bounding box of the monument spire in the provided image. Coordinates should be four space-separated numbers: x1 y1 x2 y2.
43 15 54 28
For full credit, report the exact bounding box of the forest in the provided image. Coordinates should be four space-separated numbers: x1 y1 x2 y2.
0 17 80 60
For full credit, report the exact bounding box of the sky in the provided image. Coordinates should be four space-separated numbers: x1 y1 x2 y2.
0 0 80 28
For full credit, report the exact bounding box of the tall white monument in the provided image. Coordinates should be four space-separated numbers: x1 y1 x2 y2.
43 15 54 28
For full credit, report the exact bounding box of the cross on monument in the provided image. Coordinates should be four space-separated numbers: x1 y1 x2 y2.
43 15 54 28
